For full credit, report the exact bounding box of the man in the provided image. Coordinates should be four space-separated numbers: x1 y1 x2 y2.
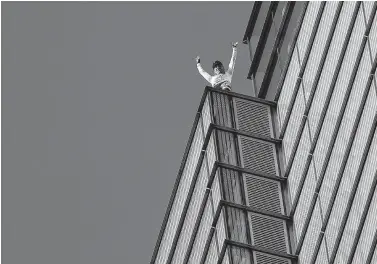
195 42 238 91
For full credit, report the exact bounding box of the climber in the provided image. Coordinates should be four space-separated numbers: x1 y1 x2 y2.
195 42 238 91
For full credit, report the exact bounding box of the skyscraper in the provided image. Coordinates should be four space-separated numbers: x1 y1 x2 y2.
151 2 377 264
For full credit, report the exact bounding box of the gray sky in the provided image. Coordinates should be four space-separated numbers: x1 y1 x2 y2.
2 2 254 264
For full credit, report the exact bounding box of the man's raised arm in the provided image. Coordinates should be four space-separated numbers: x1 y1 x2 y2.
196 56 212 83
228 42 238 75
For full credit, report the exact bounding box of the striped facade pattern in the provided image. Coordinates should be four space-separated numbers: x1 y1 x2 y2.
151 2 377 264
151 87 290 264
276 1 377 264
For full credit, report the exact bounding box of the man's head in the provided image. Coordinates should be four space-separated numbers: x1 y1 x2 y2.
212 61 225 74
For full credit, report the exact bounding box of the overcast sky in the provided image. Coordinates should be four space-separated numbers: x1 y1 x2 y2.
3 2 254 264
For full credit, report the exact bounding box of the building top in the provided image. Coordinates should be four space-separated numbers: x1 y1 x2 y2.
243 2 307 100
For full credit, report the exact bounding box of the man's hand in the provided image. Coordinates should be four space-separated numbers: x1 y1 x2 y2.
231 42 238 48
195 56 201 64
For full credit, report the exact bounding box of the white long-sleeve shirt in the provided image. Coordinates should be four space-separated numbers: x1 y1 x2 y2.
197 47 237 90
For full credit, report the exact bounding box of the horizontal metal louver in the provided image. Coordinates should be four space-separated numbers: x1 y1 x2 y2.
254 252 291 264
240 136 278 175
235 98 272 138
250 214 288 253
244 174 283 214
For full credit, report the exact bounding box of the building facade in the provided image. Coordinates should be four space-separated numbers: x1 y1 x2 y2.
151 2 377 264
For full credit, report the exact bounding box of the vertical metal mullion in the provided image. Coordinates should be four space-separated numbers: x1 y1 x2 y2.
292 3 376 255
200 109 221 257
271 88 296 256
278 1 326 138
287 0 363 221
221 94 235 202
294 192 318 255
249 2 279 77
346 170 377 264
166 129 207 263
296 40 377 256
366 229 377 264
247 38 258 97
199 226 216 264
206 97 222 257
211 91 235 264
309 1 364 153
310 9 377 260
312 88 375 263
150 113 202 264
259 2 295 98
220 94 241 264
329 114 377 263
243 2 263 44
284 1 344 178
287 2 362 220
219 94 238 243
216 240 228 264
182 189 211 264
289 154 313 216
274 2 309 102
224 95 243 249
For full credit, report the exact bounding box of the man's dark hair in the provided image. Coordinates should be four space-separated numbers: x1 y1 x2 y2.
212 60 223 69
212 60 225 74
